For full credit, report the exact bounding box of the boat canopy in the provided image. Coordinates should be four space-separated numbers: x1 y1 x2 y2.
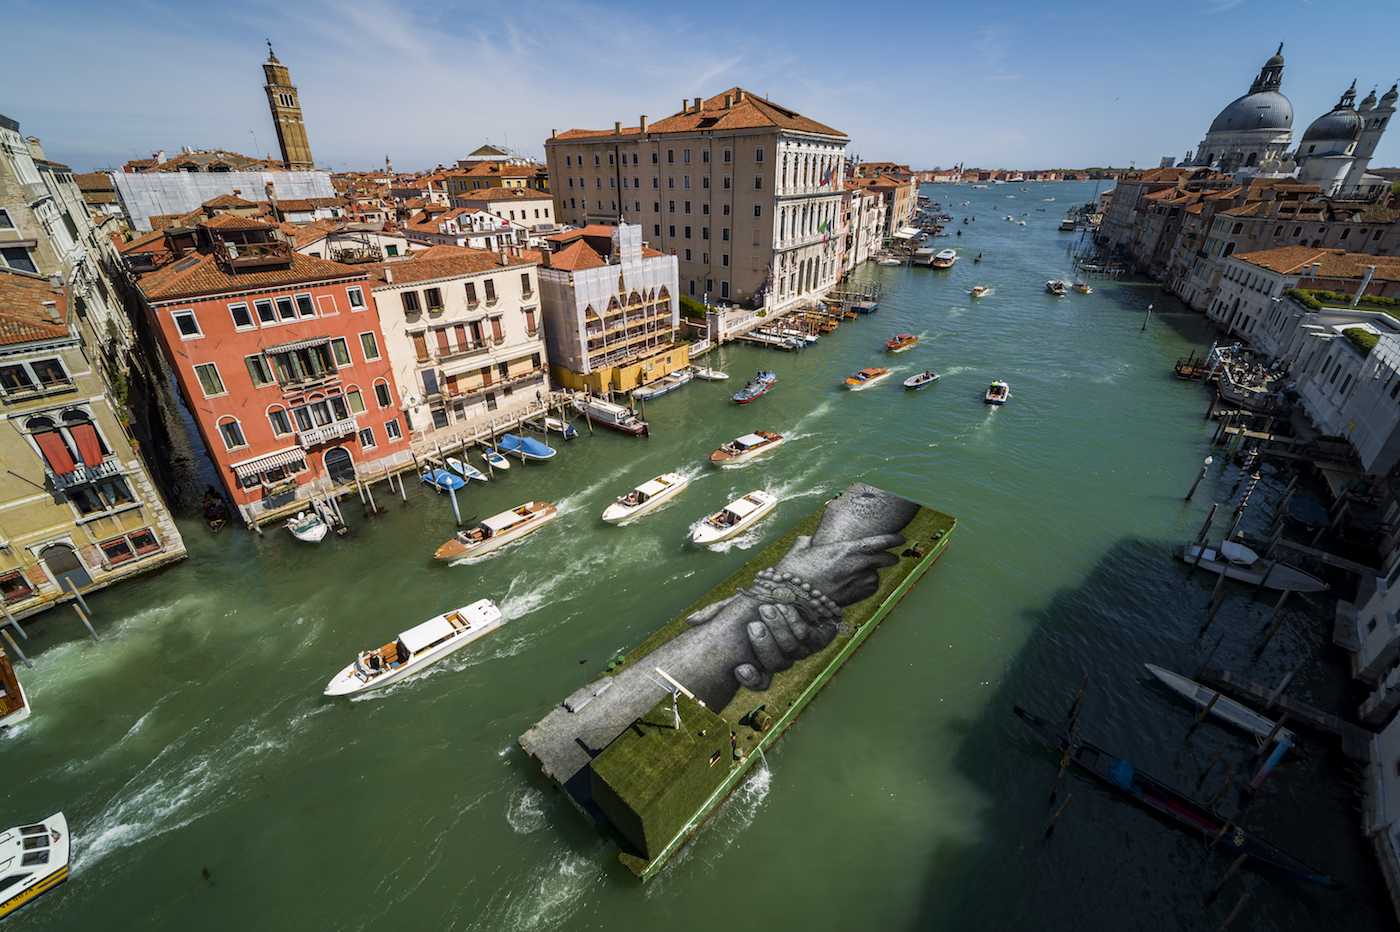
729 496 764 518
935 249 957 259
893 228 919 240
637 478 671 497
734 433 765 448
398 615 457 655
1219 541 1259 565
482 509 530 532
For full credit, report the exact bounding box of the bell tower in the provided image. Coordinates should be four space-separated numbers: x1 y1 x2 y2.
262 43 314 171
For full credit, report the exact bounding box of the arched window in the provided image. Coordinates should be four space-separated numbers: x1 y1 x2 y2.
1222 242 1236 257
216 416 246 450
267 405 292 436
1231 223 1244 234
1245 153 1258 167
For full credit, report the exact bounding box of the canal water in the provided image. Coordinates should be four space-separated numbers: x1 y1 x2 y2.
4 182 1395 931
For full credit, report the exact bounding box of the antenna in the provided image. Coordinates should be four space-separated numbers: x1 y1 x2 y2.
653 666 704 730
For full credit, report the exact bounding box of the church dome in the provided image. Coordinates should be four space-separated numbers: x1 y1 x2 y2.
1383 84 1399 107
1302 108 1362 142
1208 91 1293 133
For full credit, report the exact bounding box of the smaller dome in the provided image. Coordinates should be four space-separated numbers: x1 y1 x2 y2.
1360 89 1378 112
1264 52 1284 68
1383 84 1399 106
1303 106 1363 143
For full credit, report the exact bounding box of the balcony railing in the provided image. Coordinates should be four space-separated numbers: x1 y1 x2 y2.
48 456 124 491
442 368 545 400
296 417 360 449
1 376 77 403
215 239 293 272
279 372 340 397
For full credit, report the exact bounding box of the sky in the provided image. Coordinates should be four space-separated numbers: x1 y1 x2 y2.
7 0 1400 176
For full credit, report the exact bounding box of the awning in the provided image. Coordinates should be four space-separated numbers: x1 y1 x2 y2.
262 335 332 355
34 431 75 475
398 616 456 655
70 422 104 467
230 447 305 479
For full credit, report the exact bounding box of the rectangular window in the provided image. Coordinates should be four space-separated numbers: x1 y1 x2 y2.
465 281 478 304
254 299 276 323
723 175 731 190
683 175 691 189
702 227 709 240
683 149 691 164
491 317 504 342
721 281 730 299
722 227 730 241
689 279 696 296
401 291 420 314
568 177 574 188
375 382 392 407
706 278 713 293
722 253 729 267
669 225 676 237
229 303 253 329
684 226 692 239
246 354 274 386
723 148 731 163
385 418 403 440
218 421 246 450
684 249 692 261
484 279 497 302
330 337 351 366
194 363 224 396
654 224 661 236
436 328 451 356
633 177 639 189
269 409 292 435
667 149 674 163
754 204 762 218
295 294 315 317
703 253 709 265
608 153 615 166
669 200 675 213
525 309 537 334
595 177 602 189
565 155 572 167
359 427 376 448
594 154 601 166
755 147 764 163
755 174 763 190
702 176 710 190
101 536 136 565
172 310 200 338
668 176 675 189
609 177 616 188
521 272 533 296
702 149 710 164
360 332 380 361
0 209 11 230
274 296 296 320
652 152 658 164
422 287 441 310
346 389 365 414
411 331 429 362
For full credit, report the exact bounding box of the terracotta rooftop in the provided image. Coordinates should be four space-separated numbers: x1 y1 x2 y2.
0 269 69 346
555 87 845 141
1235 246 1400 282
136 250 366 303
202 193 258 209
452 187 553 202
199 213 276 230
362 247 535 287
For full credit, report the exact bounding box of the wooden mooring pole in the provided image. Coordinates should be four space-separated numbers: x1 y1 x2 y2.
1218 892 1251 931
1065 674 1089 720
1198 739 1230 788
1197 504 1219 542
1188 693 1222 734
1254 591 1292 656
1045 793 1073 838
1206 772 1236 810
1207 853 1248 904
1049 726 1079 806
0 600 26 640
1209 806 1241 853
65 577 91 616
72 603 99 642
2 628 32 668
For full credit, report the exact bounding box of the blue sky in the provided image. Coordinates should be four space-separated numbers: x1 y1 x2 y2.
7 0 1400 174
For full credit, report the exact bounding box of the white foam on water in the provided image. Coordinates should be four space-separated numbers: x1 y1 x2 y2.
504 786 549 835
644 758 775 894
469 848 605 932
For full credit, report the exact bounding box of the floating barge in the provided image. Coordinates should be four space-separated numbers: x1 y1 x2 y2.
519 483 956 880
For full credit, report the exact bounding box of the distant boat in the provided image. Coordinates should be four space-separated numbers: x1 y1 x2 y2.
323 599 504 697
968 285 990 298
1174 541 1328 593
497 433 556 461
433 501 558 560
1046 279 1068 296
733 370 777 404
446 457 487 482
692 490 778 545
845 367 892 390
574 396 649 436
202 488 228 532
1144 663 1296 746
632 369 694 400
1 647 30 730
985 381 1010 405
422 468 466 491
886 333 919 353
709 430 785 465
876 256 901 267
481 448 510 470
1072 281 1092 294
692 366 729 381
903 371 940 390
0 811 70 920
602 472 690 523
286 511 328 542
542 417 579 440
931 249 957 269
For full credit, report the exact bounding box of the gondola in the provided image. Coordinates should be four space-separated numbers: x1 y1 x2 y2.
1013 707 1342 890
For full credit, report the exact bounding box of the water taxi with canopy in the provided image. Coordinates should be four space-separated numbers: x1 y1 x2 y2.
692 491 778 545
602 473 690 523
433 501 558 560
709 431 785 465
324 599 503 696
0 812 69 919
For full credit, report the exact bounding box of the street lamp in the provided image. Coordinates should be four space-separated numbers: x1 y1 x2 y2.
1185 455 1214 502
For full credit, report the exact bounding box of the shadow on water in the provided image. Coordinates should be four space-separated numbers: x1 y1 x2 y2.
908 536 1399 932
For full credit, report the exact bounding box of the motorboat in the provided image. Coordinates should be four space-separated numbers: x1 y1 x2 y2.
1144 663 1296 746
875 255 902 267
632 369 694 400
930 249 957 269
323 599 504 696
968 286 990 298
543 417 579 440
0 648 29 730
885 334 919 353
602 473 690 523
845 367 891 390
733 371 777 404
497 433 556 461
692 366 730 381
481 448 510 470
433 501 558 560
573 395 649 436
1046 279 1068 296
422 468 466 491
985 381 1010 405
0 812 70 919
709 431 785 465
692 491 778 545
447 457 487 482
903 371 941 390
1072 281 1092 294
286 511 328 542
1174 541 1328 593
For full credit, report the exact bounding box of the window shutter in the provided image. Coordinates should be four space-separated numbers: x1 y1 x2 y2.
481 365 493 387
435 329 451 354
525 309 536 334
491 317 504 342
412 332 429 362
34 431 76 474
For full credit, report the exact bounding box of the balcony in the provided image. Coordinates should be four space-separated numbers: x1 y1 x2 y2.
278 372 340 398
215 239 293 272
2 375 77 404
438 343 491 363
296 417 360 449
442 367 545 400
48 456 124 491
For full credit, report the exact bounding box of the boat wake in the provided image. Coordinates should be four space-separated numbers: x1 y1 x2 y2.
504 786 552 835
466 846 606 932
644 758 774 892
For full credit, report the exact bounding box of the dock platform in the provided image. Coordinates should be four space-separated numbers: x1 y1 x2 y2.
1199 666 1372 761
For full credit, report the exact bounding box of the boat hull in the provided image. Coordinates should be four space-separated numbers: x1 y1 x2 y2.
0 650 29 729
287 514 328 542
423 469 466 490
845 369 891 390
1174 543 1328 593
324 601 504 696
1144 663 1296 744
0 812 70 920
602 474 690 523
482 450 510 469
692 368 729 381
692 493 777 544
709 432 785 464
573 398 649 436
447 457 487 482
903 373 940 390
498 434 556 461
434 504 558 560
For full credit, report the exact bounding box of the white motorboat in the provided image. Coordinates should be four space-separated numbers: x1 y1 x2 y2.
434 501 557 560
692 367 730 381
632 370 694 400
481 448 510 470
0 812 69 920
542 416 579 440
573 395 649 436
323 599 504 696
692 490 778 545
1174 541 1328 593
602 473 690 523
709 431 785 465
903 371 941 390
0 647 29 730
447 457 487 482
286 511 328 542
1144 663 1296 746
985 381 1010 405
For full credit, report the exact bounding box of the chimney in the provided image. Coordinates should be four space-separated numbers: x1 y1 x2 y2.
736 89 746 102
384 266 393 284
615 122 622 135
681 98 688 113
25 136 45 161
499 248 510 266
694 97 702 112
551 129 557 139
725 94 734 110
540 250 552 269
639 115 648 134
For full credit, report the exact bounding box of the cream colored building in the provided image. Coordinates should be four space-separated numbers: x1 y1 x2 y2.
545 88 848 314
363 245 550 438
445 187 557 232
0 270 184 621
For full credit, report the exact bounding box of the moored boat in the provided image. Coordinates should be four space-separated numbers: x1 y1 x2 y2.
845 367 892 390
323 599 504 696
1144 663 1296 745
447 457 487 482
985 380 1010 405
733 370 777 404
692 490 778 545
709 430 785 465
602 473 690 523
286 511 328 542
433 501 558 561
0 812 70 919
573 396 649 436
1072 281 1092 294
1174 541 1327 593
543 417 579 440
481 448 510 470
422 468 466 490
930 249 957 269
903 370 941 390
885 334 919 353
201 486 228 532
497 433 556 461
632 370 694 400
1046 279 1068 295
1 647 30 730
692 366 730 381
1014 706 1341 889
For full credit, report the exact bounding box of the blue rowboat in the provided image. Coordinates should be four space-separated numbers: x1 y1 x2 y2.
422 469 465 491
447 457 487 482
481 448 510 470
498 434 556 461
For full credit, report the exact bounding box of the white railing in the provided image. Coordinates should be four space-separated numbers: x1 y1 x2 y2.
296 417 360 449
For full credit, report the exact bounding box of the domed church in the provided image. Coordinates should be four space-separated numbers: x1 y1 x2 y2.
1296 82 1397 196
1186 45 1295 174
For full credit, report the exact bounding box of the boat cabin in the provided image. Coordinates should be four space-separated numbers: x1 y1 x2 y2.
360 610 473 674
709 495 764 529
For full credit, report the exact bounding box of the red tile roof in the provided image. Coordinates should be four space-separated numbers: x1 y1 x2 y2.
202 193 258 209
556 88 845 140
136 250 367 303
362 247 535 287
199 213 276 230
0 269 69 345
1235 246 1400 282
452 187 553 202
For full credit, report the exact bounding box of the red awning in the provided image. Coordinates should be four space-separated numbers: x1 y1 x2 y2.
34 431 76 475
70 423 104 467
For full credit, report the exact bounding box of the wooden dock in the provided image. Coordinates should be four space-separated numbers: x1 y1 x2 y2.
1199 666 1372 761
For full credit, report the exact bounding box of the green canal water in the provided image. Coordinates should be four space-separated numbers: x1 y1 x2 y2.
4 182 1395 931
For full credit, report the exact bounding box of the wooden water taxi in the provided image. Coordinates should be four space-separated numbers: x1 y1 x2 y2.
709 431 785 465
0 648 29 730
433 501 558 560
602 473 690 523
968 286 990 298
574 396 649 436
692 491 777 545
323 599 504 696
885 334 919 353
845 367 892 390
1072 281 1092 294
